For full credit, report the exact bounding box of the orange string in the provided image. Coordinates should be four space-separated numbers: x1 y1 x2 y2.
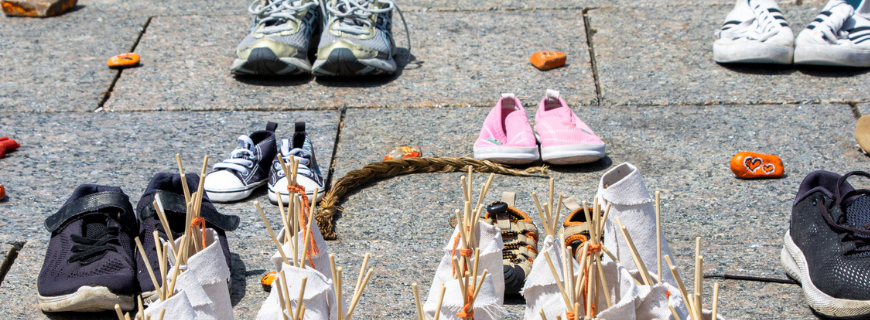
191 216 206 247
459 249 474 257
455 293 475 319
588 243 601 254
287 184 319 269
565 311 576 320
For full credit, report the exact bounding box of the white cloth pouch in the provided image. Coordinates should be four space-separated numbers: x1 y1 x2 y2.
141 290 198 320
423 221 505 319
426 273 505 320
255 263 344 320
185 228 233 320
521 235 581 320
273 219 333 279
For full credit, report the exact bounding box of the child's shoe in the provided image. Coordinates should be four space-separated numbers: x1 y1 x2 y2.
204 123 278 202
534 90 605 165
473 93 539 164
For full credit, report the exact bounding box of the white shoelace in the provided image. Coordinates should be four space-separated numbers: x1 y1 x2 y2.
323 0 412 52
811 1 855 45
274 139 314 178
213 135 257 175
720 0 784 41
248 0 320 33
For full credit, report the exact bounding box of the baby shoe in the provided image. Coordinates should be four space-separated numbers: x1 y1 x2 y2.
473 93 539 164
205 122 278 202
534 90 605 165
480 192 539 294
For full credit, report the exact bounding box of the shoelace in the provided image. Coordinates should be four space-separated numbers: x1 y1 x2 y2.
721 0 784 41
811 1 854 44
274 139 314 178
249 0 320 33
323 0 412 53
820 171 870 254
214 135 257 175
68 227 120 264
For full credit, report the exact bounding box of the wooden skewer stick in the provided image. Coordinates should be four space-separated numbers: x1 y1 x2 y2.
161 242 170 299
470 269 489 304
574 302 581 320
345 268 373 320
433 283 446 320
599 203 612 232
461 176 469 203
539 309 549 320
175 154 191 205
547 178 555 229
543 250 573 313
294 276 308 320
114 304 125 320
655 191 662 284
134 237 162 301
665 255 695 317
152 196 178 256
669 304 682 320
153 230 166 301
574 242 589 303
615 217 653 286
552 194 564 238
695 237 703 320
474 173 495 215
337 267 344 320
712 282 720 320
587 255 595 318
472 248 481 293
290 157 299 187
299 205 315 268
467 166 473 203
412 283 425 320
274 277 290 320
158 309 166 320
532 192 553 236
596 255 612 308
279 270 294 320
565 245 574 304
167 235 187 296
255 201 290 266
353 253 371 299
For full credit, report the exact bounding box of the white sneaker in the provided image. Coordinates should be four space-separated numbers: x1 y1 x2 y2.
794 0 870 66
267 122 325 205
713 0 795 64
204 123 278 202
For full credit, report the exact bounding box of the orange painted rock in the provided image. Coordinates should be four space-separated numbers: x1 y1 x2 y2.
730 152 784 179
260 271 276 291
108 53 140 69
0 184 5 199
1 0 76 17
530 51 566 70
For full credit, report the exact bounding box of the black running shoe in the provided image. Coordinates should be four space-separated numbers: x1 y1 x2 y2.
782 170 870 318
37 185 138 312
135 173 240 300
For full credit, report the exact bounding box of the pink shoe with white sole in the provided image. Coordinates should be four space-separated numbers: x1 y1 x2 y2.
473 93 539 164
534 90 605 164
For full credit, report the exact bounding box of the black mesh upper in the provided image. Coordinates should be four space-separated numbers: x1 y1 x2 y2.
790 171 870 300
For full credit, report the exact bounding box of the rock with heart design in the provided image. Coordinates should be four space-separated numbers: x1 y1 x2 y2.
730 151 784 179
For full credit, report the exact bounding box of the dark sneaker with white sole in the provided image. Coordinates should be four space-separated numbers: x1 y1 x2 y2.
782 170 870 318
268 122 325 204
38 185 138 312
136 173 240 301
480 193 538 295
205 122 278 202
232 0 322 75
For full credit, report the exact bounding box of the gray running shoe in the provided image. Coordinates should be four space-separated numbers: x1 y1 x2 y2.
232 0 321 76
312 0 409 76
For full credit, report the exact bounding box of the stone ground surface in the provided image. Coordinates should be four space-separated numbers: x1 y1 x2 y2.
1 0 868 319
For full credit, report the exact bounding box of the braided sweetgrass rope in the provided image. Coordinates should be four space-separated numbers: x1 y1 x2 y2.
315 156 549 239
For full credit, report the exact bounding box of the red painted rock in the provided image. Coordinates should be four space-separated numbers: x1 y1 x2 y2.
730 152 784 179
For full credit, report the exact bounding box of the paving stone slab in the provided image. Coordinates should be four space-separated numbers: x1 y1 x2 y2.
590 5 870 106
103 10 597 111
0 11 146 112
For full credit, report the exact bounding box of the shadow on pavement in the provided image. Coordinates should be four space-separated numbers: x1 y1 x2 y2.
315 48 419 88
718 63 796 75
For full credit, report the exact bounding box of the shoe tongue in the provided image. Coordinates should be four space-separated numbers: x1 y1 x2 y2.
82 215 108 239
845 195 870 230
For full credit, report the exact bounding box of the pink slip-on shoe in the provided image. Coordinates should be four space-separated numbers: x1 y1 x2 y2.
534 90 605 164
473 93 539 164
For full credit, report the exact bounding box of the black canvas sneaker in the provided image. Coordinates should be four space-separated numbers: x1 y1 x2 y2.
782 170 870 318
38 185 138 312
204 122 279 202
268 122 325 204
136 172 240 300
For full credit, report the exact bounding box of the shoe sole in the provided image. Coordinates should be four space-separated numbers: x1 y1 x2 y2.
794 44 870 67
268 184 325 205
713 41 794 64
541 143 606 165
205 180 268 203
473 146 539 165
38 286 134 312
311 48 396 76
231 47 311 76
782 230 870 318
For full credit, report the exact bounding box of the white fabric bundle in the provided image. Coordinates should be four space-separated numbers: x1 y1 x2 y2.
521 235 581 320
141 290 197 319
593 261 689 320
162 228 233 320
255 264 342 320
423 221 505 320
272 223 332 279
596 163 677 289
186 229 234 320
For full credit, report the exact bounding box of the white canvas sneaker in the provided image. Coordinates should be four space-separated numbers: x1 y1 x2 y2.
713 0 795 64
794 0 870 67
